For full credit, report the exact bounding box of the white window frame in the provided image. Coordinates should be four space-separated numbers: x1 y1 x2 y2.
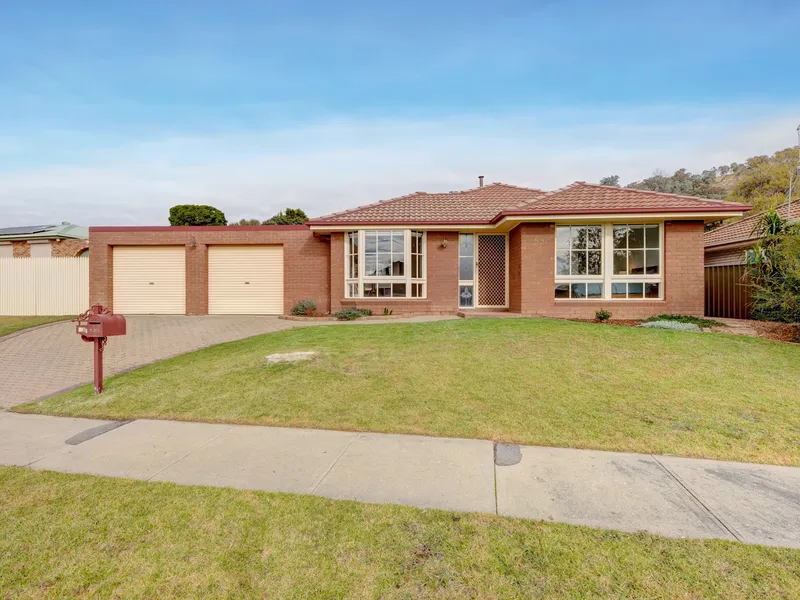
458 233 476 308
344 230 427 299
554 223 664 301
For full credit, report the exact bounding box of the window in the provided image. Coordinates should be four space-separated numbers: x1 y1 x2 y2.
556 225 602 276
554 223 663 300
458 233 474 307
613 224 660 275
344 230 426 298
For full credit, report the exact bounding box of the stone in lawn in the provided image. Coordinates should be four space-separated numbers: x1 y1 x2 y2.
264 351 318 365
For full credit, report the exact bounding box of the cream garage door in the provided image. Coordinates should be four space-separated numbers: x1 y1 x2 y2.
113 246 186 314
208 245 284 314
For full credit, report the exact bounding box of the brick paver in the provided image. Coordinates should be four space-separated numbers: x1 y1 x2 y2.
0 315 454 408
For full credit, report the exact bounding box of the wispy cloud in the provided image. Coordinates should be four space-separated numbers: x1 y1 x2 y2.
0 104 797 226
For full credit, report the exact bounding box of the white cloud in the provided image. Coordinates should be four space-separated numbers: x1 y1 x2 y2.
0 104 798 226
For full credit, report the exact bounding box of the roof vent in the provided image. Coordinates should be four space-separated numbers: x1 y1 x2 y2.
478 175 484 187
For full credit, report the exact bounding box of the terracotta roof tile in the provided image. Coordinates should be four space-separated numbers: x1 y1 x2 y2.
507 182 749 215
307 183 545 224
308 181 750 226
705 201 797 247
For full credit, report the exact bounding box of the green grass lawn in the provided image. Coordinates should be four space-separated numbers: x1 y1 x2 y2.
2 467 798 599
0 315 70 337
16 318 800 465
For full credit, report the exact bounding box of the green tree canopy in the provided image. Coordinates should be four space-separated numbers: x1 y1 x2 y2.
599 175 620 187
726 147 798 212
169 205 227 226
263 208 309 225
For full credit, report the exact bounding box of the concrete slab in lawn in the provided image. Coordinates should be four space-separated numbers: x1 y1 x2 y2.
32 419 230 480
658 456 800 548
496 445 733 541
0 412 114 466
315 433 495 513
151 425 358 494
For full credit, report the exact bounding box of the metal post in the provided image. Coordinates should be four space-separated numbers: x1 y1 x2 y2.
94 337 105 394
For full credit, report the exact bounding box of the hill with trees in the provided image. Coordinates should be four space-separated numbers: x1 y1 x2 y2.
600 145 800 214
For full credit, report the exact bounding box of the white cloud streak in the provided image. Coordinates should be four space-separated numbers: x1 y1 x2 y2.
0 104 798 226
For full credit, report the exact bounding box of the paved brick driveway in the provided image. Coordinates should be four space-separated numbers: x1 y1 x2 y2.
0 315 455 408
0 316 305 408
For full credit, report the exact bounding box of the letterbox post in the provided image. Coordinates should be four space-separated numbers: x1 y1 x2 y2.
94 336 106 394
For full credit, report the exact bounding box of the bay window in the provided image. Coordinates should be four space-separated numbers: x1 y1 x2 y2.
345 230 426 298
554 223 663 300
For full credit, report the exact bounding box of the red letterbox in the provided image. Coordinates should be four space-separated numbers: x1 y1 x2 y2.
75 305 126 394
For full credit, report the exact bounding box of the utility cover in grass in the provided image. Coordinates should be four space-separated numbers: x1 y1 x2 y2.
264 351 318 364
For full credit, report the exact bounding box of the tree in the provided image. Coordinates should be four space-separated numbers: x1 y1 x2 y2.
263 208 309 225
726 147 798 212
233 218 262 226
599 175 620 187
169 205 227 226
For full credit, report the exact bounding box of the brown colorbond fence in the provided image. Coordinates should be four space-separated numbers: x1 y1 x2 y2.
705 265 752 319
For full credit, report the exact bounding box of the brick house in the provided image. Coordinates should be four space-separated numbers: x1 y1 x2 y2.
89 180 749 318
0 223 89 258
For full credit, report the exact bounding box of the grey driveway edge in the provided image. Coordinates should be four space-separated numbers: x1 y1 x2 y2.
1 411 799 548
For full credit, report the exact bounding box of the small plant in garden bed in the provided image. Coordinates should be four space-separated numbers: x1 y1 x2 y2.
595 309 611 322
333 307 373 320
384 308 393 316
641 314 723 328
290 299 317 317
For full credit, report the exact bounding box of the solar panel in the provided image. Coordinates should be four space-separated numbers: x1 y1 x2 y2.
0 225 55 236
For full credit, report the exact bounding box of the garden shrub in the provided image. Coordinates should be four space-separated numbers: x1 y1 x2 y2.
595 309 611 322
290 299 317 316
642 320 701 332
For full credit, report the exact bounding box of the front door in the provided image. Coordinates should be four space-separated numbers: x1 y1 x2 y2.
476 234 507 307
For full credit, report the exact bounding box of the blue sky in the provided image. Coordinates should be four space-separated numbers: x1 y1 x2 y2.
1 0 799 225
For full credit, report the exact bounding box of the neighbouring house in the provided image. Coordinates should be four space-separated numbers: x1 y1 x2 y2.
705 201 797 266
0 222 89 258
88 180 749 318
703 200 796 319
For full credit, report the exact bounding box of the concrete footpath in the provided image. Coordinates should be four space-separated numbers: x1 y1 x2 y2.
2 412 799 549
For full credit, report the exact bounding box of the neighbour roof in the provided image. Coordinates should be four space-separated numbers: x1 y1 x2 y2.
0 222 88 241
307 183 545 224
705 201 797 248
309 181 750 226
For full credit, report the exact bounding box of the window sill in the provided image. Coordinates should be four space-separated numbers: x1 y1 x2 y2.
554 299 665 303
341 298 430 302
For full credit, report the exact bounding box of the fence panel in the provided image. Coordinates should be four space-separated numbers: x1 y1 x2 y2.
705 264 752 319
0 257 89 316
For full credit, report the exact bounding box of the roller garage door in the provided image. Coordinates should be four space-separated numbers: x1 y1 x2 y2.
208 245 284 314
113 246 186 314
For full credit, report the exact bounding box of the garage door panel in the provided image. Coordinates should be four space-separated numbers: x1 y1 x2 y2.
113 246 186 314
208 246 283 314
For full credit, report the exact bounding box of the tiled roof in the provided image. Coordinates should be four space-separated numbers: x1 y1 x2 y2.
0 222 88 241
308 183 545 224
507 182 749 215
308 181 750 226
705 201 797 247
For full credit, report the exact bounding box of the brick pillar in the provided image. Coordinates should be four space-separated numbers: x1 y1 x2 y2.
186 242 208 315
330 233 345 313
89 242 113 309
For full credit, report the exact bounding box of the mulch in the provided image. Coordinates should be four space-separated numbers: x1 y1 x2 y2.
750 321 800 343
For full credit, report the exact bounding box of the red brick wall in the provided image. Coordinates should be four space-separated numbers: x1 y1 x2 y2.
90 226 330 315
510 221 706 319
332 231 460 315
11 241 30 257
5 239 88 257
51 239 89 257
